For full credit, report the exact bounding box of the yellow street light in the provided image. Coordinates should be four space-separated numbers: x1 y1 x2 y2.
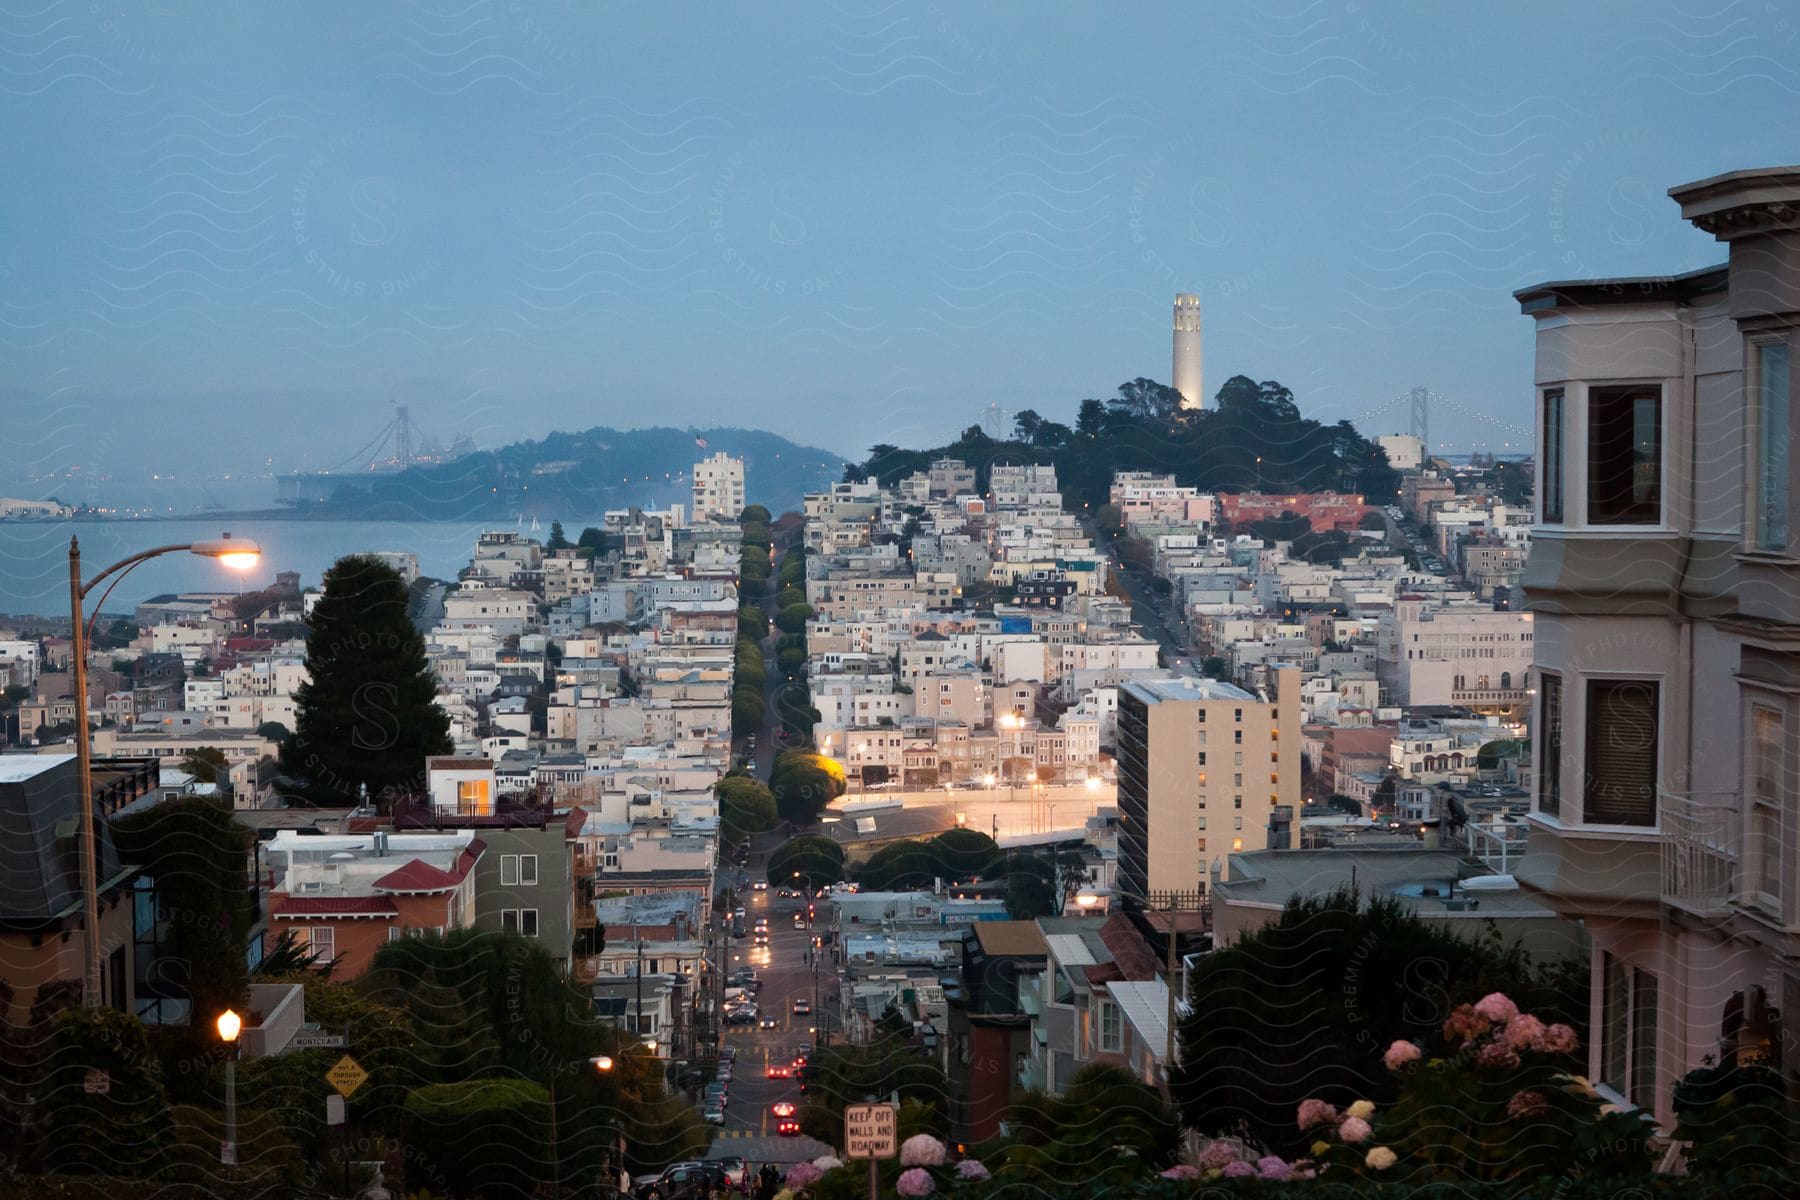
215 1009 242 1043
216 1008 243 1165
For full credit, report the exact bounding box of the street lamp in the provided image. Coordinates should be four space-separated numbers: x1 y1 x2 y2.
70 534 260 1008
216 1008 243 1165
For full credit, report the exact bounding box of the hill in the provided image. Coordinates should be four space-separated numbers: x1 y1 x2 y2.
304 426 844 520
846 375 1399 510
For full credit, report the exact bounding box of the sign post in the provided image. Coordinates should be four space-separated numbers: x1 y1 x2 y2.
324 1053 365 1197
844 1102 897 1200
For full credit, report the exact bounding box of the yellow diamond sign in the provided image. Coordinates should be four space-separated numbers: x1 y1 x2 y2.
325 1054 368 1099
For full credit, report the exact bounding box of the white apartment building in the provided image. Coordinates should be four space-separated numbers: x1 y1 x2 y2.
443 588 536 636
1514 165 1800 1128
1376 597 1534 714
691 451 746 523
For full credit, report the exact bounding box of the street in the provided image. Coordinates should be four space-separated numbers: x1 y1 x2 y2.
706 869 833 1164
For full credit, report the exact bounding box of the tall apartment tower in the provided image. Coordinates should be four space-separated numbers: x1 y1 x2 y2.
1115 668 1299 908
691 451 746 523
1172 292 1204 408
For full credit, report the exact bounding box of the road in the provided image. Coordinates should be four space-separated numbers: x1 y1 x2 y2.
833 782 1116 840
705 872 833 1165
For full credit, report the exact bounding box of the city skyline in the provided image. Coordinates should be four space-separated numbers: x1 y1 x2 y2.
5 2 1796 485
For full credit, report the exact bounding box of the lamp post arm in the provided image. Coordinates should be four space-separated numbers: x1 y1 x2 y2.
79 543 198 599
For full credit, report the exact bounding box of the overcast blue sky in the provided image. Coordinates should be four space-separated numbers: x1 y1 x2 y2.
4 0 1796 484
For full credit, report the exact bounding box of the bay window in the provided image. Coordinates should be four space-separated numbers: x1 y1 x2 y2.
1748 702 1787 910
1587 385 1662 524
1541 388 1565 523
1537 672 1562 818
1753 339 1791 551
1584 679 1659 826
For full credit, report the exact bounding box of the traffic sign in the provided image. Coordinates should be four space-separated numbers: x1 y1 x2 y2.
291 1032 347 1050
844 1103 897 1159
325 1055 368 1098
325 1094 346 1126
83 1069 110 1095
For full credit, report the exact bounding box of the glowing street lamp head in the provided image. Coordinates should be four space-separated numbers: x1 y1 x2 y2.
215 1009 242 1043
592 1055 614 1072
1074 891 1101 909
191 536 262 571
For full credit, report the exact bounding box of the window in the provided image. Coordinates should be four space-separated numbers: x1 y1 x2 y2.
1232 837 1244 851
521 909 539 938
1538 673 1562 818
1754 341 1790 551
1584 679 1658 825
1749 704 1786 909
501 909 519 933
1542 388 1565 523
519 854 538 886
1587 385 1662 524
501 855 518 886
457 778 492 816
1233 730 1243 745
1233 815 1242 830
1098 999 1122 1053
305 926 335 959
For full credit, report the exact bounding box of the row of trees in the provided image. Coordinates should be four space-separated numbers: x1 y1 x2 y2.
845 375 1399 513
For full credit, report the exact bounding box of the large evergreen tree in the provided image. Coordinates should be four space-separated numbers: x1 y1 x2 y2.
281 555 451 807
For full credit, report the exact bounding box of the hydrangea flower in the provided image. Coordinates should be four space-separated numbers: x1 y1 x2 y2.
1442 1004 1492 1045
1345 1099 1375 1120
1221 1161 1255 1178
1159 1165 1201 1181
1507 1089 1549 1119
1194 1140 1239 1169
897 1167 934 1197
954 1160 989 1181
1383 1039 1422 1071
1338 1116 1372 1144
1474 992 1519 1023
812 1157 843 1172
900 1134 948 1167
785 1162 823 1189
1542 1023 1580 1054
1504 1013 1547 1051
1256 1156 1292 1181
1297 1098 1338 1129
1475 1041 1521 1072
1365 1146 1397 1171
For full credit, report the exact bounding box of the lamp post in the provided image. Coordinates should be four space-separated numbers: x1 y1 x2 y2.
216 1008 242 1165
70 534 260 1008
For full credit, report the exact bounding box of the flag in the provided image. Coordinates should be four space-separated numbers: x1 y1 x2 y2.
695 435 708 449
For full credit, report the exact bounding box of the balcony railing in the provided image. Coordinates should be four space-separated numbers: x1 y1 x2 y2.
1661 790 1740 917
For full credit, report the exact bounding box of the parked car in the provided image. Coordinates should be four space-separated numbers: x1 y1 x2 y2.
725 1007 758 1026
701 1103 726 1126
634 1163 726 1200
719 1046 737 1063
712 1157 747 1190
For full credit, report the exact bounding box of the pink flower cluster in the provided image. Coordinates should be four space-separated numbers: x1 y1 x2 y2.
954 1160 990 1182
1507 1089 1550 1119
1255 1155 1293 1181
1337 1116 1372 1144
900 1135 947 1167
1441 993 1580 1071
1194 1140 1239 1170
784 1162 823 1189
897 1167 934 1197
1159 1165 1201 1181
1383 1039 1422 1071
1296 1098 1339 1130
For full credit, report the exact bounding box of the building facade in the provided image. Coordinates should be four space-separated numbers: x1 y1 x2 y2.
692 451 746 523
1514 165 1800 1127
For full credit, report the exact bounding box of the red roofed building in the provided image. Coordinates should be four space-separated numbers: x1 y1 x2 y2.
1216 491 1374 533
266 829 485 977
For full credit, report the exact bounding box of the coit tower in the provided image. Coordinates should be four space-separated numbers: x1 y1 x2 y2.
1172 293 1203 408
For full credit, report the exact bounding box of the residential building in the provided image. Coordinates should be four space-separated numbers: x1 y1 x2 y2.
1376 596 1533 715
1115 670 1301 906
692 451 746 523
1514 165 1800 1126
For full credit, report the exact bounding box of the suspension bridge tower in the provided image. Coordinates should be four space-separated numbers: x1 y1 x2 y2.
1409 386 1429 456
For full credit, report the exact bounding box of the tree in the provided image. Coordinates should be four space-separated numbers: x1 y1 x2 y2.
405 1080 554 1198
1200 656 1228 680
1012 408 1044 444
177 746 229 783
930 827 1000 880
855 840 944 892
998 849 1086 918
775 602 814 636
769 750 846 823
718 775 778 844
1172 889 1586 1157
999 1063 1179 1179
1323 792 1364 816
767 835 846 890
39 1007 174 1176
111 796 254 1034
546 519 572 550
255 719 291 743
1075 398 1106 439
739 503 772 526
280 555 451 808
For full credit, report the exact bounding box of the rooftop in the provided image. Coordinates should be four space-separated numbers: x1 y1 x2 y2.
973 920 1048 958
1122 677 1256 704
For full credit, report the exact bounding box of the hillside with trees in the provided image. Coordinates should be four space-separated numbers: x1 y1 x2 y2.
845 376 1398 509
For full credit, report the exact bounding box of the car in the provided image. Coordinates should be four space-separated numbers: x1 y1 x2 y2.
778 1118 801 1137
705 1082 727 1102
753 917 769 930
716 1064 733 1083
791 1052 808 1068
734 906 747 921
753 880 768 891
793 913 807 928
719 1046 737 1063
792 999 812 1015
759 1014 779 1029
635 1163 726 1200
797 1042 814 1057
701 1103 726 1126
754 933 769 946
766 1063 790 1079
725 1008 758 1026
711 1158 747 1190
771 1101 797 1118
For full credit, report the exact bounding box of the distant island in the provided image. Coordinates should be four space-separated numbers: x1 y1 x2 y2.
283 425 845 520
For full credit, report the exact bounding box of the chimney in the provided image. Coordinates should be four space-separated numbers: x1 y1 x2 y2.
373 831 389 857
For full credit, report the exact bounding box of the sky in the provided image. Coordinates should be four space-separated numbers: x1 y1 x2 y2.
4 0 1797 490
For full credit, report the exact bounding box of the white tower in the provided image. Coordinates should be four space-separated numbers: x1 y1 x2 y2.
1172 293 1203 409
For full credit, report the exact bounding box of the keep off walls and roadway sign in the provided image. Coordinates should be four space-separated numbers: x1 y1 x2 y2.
845 1102 898 1200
